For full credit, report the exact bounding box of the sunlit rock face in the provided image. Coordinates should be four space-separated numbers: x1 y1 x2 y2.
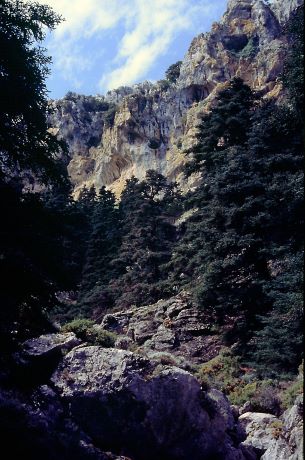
49 0 299 197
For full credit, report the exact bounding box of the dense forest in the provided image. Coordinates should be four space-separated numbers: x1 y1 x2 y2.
0 0 303 390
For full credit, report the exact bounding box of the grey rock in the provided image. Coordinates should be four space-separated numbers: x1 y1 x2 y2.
239 401 253 415
48 0 301 198
239 396 304 459
15 333 82 383
271 0 303 25
100 293 221 366
261 395 304 460
52 346 247 460
239 412 279 451
22 332 81 358
0 385 127 460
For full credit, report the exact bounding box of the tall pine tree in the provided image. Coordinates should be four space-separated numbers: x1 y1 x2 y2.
77 186 121 318
110 171 177 309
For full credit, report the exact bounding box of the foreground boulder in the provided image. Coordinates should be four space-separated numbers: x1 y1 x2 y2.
239 395 303 459
0 385 131 460
13 332 82 384
22 332 81 358
52 346 249 460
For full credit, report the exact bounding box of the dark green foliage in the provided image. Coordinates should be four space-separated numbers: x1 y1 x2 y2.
0 1 78 349
61 319 95 340
77 187 121 317
0 0 65 184
103 103 118 127
222 34 248 52
238 36 259 58
148 138 161 149
168 73 303 375
251 254 303 378
185 78 254 175
42 183 91 291
165 61 182 83
110 171 178 309
82 98 110 113
61 318 117 347
157 79 170 91
0 183 66 347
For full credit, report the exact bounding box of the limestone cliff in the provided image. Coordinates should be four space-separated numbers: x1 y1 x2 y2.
49 0 300 196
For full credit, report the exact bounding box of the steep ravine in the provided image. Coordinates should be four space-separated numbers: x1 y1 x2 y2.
49 0 302 197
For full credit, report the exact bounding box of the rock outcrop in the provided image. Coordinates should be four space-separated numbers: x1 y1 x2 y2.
4 327 302 460
49 0 300 197
0 384 131 460
51 345 249 460
100 292 222 367
13 332 82 384
239 395 304 459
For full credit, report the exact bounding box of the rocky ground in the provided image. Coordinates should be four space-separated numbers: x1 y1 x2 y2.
100 292 223 367
1 293 302 460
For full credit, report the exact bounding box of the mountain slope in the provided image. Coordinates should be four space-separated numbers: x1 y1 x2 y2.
49 0 300 196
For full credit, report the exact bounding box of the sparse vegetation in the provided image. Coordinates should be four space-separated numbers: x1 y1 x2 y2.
103 103 118 127
165 61 182 84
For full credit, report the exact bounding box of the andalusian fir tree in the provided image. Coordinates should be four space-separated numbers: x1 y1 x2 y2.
77 186 121 317
110 171 176 309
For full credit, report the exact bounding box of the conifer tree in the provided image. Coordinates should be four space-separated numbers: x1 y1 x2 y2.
77 187 121 317
110 171 176 309
0 0 67 348
168 79 272 351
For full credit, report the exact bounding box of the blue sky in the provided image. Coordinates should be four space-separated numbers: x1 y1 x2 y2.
37 0 228 99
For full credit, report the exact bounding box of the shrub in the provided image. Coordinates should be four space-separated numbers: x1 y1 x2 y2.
103 104 117 127
165 61 182 83
157 79 170 91
83 98 109 113
87 135 100 148
229 382 258 406
197 348 241 391
65 91 79 101
239 37 259 58
62 319 116 347
197 348 259 406
87 329 116 348
269 420 284 439
62 319 95 341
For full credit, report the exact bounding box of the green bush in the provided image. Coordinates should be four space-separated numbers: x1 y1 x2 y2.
197 348 258 406
148 138 161 149
157 79 170 91
103 104 118 127
62 319 116 347
165 61 182 83
87 329 117 348
239 37 259 58
62 319 95 340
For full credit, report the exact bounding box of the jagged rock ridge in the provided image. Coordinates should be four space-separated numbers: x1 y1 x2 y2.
49 0 299 196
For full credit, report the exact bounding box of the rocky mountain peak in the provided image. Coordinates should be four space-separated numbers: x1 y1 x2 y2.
49 0 299 197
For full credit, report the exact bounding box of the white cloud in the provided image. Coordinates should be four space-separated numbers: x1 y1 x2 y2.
36 0 224 93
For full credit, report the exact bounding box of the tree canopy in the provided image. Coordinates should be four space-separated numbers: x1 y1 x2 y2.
0 0 65 184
